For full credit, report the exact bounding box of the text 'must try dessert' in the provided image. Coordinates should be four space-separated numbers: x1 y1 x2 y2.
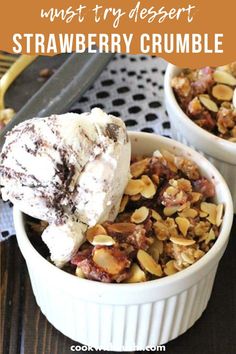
171 62 236 142
0 109 223 283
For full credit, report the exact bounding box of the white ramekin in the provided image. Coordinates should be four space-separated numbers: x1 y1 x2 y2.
13 132 233 351
164 64 236 212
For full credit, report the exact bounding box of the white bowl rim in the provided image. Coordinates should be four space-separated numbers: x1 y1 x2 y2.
13 132 234 292
164 64 236 163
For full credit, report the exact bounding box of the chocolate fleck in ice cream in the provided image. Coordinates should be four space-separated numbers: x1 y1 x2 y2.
0 108 131 266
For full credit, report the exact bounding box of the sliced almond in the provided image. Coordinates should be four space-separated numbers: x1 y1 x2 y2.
153 220 169 241
163 205 180 216
148 239 163 262
91 235 116 246
150 209 162 221
148 240 161 262
93 248 125 275
181 251 195 264
191 192 202 203
204 228 216 245
126 263 146 283
216 64 231 73
169 179 178 188
131 206 149 224
175 217 190 236
106 222 136 235
200 202 217 225
86 224 107 243
153 149 163 158
178 202 191 211
151 174 160 184
229 62 236 76
125 179 145 196
178 208 198 218
216 203 224 227
165 186 177 196
194 249 205 259
212 84 233 101
130 193 141 201
216 61 236 76
199 211 208 218
173 260 183 271
157 239 164 254
140 175 156 199
119 195 129 213
164 260 178 275
199 94 218 112
130 159 148 177
233 88 236 108
137 250 163 277
170 236 196 246
75 267 85 278
213 70 236 86
162 150 178 172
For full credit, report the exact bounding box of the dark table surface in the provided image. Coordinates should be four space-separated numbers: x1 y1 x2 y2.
1 55 236 354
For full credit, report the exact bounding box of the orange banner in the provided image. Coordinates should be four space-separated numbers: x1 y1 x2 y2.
0 0 236 67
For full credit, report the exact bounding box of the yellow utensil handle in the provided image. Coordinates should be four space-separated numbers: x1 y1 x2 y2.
0 55 37 110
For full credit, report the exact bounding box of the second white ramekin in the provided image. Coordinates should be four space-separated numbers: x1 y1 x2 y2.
164 64 236 212
14 132 233 351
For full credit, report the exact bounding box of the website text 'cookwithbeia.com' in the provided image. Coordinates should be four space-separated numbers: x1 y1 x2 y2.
70 344 166 351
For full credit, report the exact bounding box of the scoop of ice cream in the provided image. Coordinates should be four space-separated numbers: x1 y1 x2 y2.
41 219 87 267
0 108 131 226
